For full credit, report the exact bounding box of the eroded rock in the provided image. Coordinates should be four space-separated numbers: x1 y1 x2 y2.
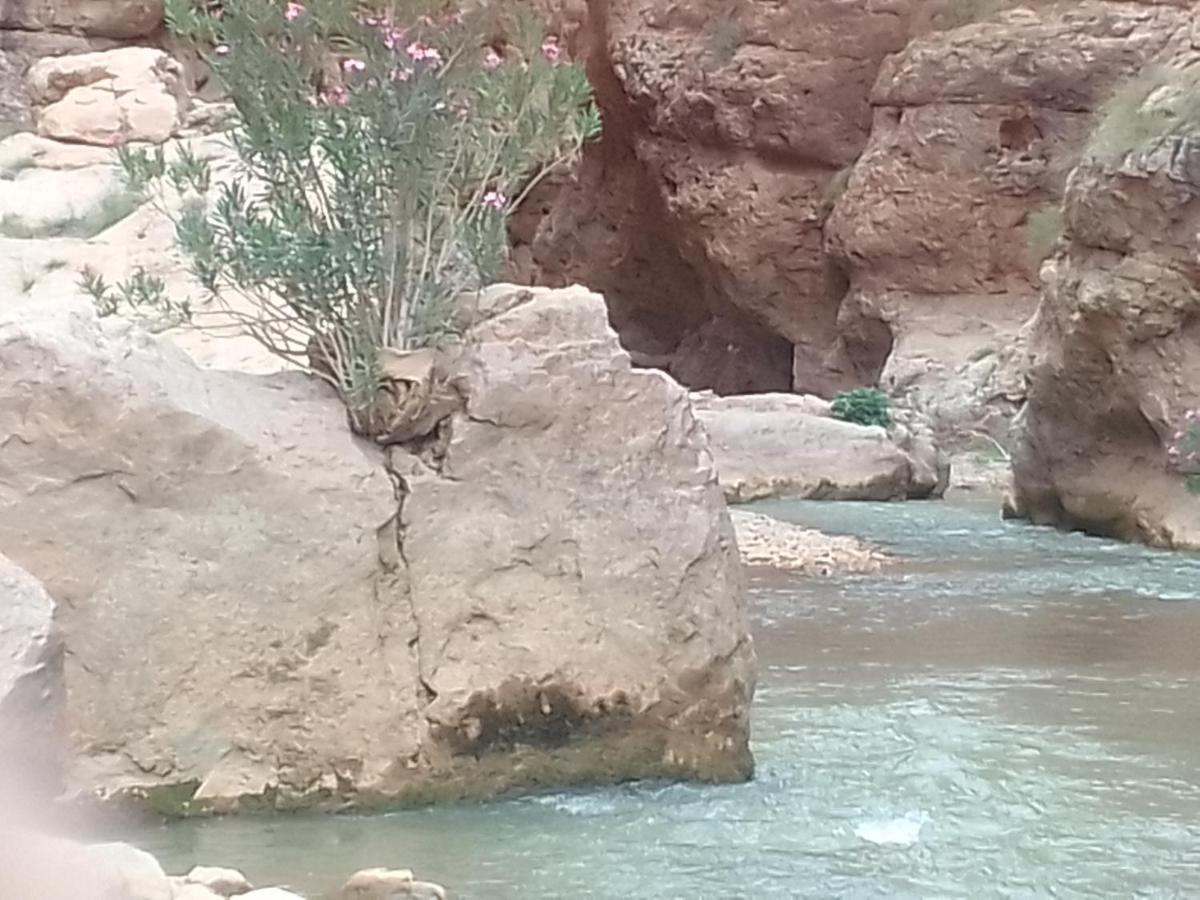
523 0 931 394
1008 51 1200 548
826 2 1190 441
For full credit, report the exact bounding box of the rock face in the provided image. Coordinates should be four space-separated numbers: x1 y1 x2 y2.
28 47 187 145
0 555 63 798
1 1 163 39
520 1 1195 447
0 1 163 130
520 0 930 395
1009 54 1200 549
0 285 753 812
825 2 1190 442
692 392 948 503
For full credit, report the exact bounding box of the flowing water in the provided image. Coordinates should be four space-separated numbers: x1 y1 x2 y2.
125 499 1200 898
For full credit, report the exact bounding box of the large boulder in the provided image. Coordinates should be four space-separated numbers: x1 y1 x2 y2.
1008 52 1200 549
27 47 187 146
0 555 63 798
692 392 948 503
825 2 1189 442
0 285 753 813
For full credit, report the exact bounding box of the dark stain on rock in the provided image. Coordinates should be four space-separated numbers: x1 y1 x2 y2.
432 680 635 758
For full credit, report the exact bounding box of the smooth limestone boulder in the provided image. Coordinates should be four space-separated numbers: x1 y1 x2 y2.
0 285 753 813
691 391 948 502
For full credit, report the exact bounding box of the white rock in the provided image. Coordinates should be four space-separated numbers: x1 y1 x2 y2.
183 865 253 896
84 841 174 900
239 890 307 900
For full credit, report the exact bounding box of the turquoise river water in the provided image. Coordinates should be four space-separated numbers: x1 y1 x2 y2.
123 499 1200 898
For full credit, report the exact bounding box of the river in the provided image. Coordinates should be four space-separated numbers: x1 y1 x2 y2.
126 499 1200 898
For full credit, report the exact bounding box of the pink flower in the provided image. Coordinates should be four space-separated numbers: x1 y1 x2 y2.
482 190 507 210
284 2 304 21
483 48 502 69
406 42 443 65
383 28 405 50
390 66 412 82
541 36 561 63
320 86 348 106
343 58 367 74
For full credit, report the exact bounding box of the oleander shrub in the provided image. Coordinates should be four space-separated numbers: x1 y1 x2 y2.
120 0 599 438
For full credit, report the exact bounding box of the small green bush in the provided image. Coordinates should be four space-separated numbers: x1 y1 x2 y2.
831 387 891 428
1086 65 1200 165
702 17 745 68
1025 204 1063 270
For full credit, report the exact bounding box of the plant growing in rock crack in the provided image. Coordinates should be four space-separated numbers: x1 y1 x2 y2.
701 17 746 69
1025 204 1063 272
80 265 190 330
1166 411 1200 495
120 0 600 440
831 387 891 428
1086 65 1200 166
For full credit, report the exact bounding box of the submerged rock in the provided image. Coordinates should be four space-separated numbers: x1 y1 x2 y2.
0 285 753 813
337 867 446 899
692 392 947 503
181 865 253 897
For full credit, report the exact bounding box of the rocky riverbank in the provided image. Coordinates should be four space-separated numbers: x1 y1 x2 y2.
0 829 446 900
731 511 888 576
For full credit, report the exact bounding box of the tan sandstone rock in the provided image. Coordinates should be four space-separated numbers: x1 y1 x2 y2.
691 392 948 503
826 2 1191 441
27 47 187 145
0 284 752 813
1008 48 1200 549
